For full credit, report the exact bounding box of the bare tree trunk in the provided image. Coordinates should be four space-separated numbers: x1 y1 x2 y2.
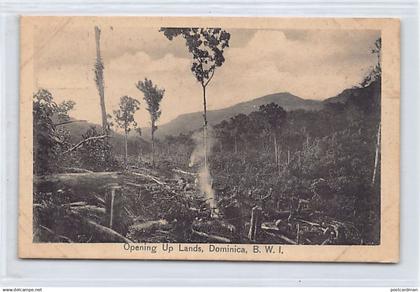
151 128 155 168
202 85 208 169
124 131 128 166
278 149 282 175
234 136 238 154
94 26 108 132
108 187 116 228
371 123 381 186
274 134 278 167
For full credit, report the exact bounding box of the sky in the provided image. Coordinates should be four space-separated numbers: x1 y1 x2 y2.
33 18 380 127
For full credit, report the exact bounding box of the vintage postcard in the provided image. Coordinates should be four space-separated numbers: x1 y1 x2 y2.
19 16 400 262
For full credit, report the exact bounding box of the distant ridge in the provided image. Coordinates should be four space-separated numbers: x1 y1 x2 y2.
60 82 379 145
148 92 323 138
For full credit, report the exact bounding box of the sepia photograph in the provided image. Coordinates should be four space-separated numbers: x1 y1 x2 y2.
19 17 400 261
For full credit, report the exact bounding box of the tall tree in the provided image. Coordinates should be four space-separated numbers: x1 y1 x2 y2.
229 114 250 154
94 26 108 131
113 96 140 165
136 78 165 167
160 27 230 168
259 103 287 169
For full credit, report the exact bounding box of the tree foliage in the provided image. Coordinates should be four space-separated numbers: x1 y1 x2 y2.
33 89 74 174
160 27 231 168
136 78 164 134
136 78 165 167
113 96 141 134
160 28 230 87
113 95 141 164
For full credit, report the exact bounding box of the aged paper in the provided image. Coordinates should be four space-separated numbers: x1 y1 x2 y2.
19 16 400 262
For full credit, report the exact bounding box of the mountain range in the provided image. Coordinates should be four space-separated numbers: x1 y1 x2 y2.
62 86 363 142
146 92 323 138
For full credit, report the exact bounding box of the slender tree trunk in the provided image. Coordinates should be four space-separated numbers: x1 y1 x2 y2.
278 149 282 175
234 137 238 154
273 134 278 167
202 85 208 169
94 26 108 132
151 128 155 168
371 123 381 186
124 131 128 166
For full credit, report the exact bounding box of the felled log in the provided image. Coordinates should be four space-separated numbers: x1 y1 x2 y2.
62 167 93 173
62 201 88 207
38 225 74 243
34 172 122 193
70 205 106 216
70 212 132 243
264 231 297 245
130 219 169 233
191 229 231 243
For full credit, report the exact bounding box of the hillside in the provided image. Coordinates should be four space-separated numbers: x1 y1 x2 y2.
148 92 323 138
60 82 379 144
323 81 380 106
58 119 150 156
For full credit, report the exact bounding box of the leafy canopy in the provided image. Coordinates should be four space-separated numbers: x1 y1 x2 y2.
33 89 75 174
113 96 140 133
160 27 230 87
258 103 287 134
136 78 165 132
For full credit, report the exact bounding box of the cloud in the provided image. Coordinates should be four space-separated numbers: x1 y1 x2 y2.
33 22 380 127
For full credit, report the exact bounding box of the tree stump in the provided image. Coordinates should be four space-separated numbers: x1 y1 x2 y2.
105 184 122 229
248 206 262 241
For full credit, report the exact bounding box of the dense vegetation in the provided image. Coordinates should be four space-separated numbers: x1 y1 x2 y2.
155 81 381 244
32 29 381 245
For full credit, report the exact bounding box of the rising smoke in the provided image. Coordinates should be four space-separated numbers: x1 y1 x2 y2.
189 127 217 211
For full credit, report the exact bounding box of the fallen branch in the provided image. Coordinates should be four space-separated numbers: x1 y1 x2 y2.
63 135 108 154
129 172 165 185
94 194 106 205
70 205 106 216
297 219 321 227
54 119 87 126
172 168 198 177
63 167 93 173
124 181 145 189
191 229 231 243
